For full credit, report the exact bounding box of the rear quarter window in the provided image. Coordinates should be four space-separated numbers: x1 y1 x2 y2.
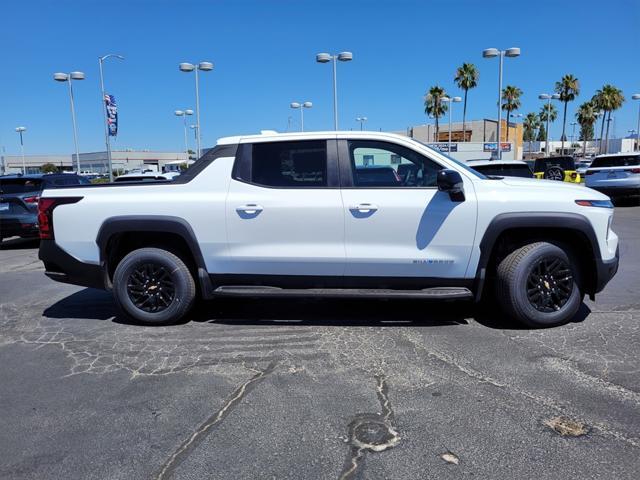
0 179 43 194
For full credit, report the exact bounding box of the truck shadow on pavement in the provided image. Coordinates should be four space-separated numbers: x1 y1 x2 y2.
42 288 592 330
0 238 40 250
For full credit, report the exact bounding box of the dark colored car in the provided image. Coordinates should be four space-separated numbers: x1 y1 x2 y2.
0 174 90 242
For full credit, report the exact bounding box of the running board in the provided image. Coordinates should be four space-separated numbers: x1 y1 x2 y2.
213 286 473 300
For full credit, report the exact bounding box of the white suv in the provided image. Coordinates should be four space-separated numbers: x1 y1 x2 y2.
38 131 619 328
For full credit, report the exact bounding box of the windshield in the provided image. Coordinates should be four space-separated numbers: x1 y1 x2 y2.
590 155 640 168
0 178 43 194
472 164 533 178
534 157 576 172
416 141 487 179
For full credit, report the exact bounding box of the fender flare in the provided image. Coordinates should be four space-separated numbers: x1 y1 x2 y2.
96 215 213 296
474 212 601 300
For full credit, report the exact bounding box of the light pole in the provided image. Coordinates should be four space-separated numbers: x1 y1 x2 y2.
570 121 577 146
633 94 640 152
441 96 462 152
482 47 520 159
54 71 85 172
316 51 353 130
174 109 193 157
98 54 124 180
179 61 213 159
356 116 367 131
290 102 312 131
538 93 560 156
15 127 26 174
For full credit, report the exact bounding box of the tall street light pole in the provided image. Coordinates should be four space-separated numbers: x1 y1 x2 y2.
175 109 193 158
316 52 353 130
570 121 577 145
54 71 85 172
442 96 462 152
179 61 213 159
356 116 367 131
15 127 26 174
290 102 313 132
633 94 640 152
538 93 560 156
98 54 124 181
482 47 520 160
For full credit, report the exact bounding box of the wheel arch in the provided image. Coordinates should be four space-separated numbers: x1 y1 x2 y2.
475 212 601 299
96 215 213 297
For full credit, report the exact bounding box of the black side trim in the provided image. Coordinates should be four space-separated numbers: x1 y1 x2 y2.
475 212 612 296
209 273 473 290
39 240 105 289
96 215 209 295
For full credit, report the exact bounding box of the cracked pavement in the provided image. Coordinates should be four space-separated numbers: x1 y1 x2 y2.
0 206 638 479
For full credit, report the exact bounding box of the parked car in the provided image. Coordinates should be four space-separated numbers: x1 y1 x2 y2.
0 173 90 242
466 160 534 178
38 131 618 328
114 172 180 182
533 156 581 183
585 152 640 202
576 159 592 179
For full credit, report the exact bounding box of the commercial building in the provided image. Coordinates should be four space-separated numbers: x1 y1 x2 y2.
0 150 190 175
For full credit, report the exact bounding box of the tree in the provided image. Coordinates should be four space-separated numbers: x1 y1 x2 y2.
424 85 448 142
555 74 580 155
454 63 478 142
501 85 523 142
41 163 58 173
537 122 547 142
576 101 597 157
592 85 625 154
523 112 540 154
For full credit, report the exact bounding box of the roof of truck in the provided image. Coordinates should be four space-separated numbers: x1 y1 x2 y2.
216 130 410 145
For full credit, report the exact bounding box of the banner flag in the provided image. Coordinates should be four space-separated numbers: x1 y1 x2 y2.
105 94 118 137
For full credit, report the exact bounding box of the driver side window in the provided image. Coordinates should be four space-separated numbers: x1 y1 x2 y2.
348 140 442 188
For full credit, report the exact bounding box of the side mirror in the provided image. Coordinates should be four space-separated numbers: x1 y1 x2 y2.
437 169 465 202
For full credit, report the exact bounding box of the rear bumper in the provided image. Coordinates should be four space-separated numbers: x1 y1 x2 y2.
588 186 640 198
38 240 106 289
594 246 619 294
0 217 39 238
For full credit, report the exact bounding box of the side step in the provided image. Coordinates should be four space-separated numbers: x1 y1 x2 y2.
213 286 473 300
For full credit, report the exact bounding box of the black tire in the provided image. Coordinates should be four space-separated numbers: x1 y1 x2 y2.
496 242 582 328
112 247 196 325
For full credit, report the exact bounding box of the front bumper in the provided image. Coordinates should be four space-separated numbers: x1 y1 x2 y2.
38 240 106 289
594 246 619 294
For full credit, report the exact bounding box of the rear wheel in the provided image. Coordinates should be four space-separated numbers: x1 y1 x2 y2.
496 242 582 328
112 247 196 325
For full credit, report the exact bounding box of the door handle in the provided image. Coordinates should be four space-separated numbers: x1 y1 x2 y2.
349 203 378 213
236 204 263 214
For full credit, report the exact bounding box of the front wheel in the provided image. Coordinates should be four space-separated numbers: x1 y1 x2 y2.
112 247 196 325
496 242 582 328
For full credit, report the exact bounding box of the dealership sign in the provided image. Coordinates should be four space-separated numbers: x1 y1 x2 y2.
483 142 511 152
427 143 458 152
105 94 118 136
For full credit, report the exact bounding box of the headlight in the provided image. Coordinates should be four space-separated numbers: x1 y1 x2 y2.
575 199 614 208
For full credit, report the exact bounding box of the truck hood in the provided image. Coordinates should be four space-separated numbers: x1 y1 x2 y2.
497 177 609 199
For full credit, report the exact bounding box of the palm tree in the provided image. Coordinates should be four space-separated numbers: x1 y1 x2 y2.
424 85 448 142
593 85 625 154
501 85 523 142
523 112 540 155
539 103 557 154
575 101 598 157
454 63 479 142
555 74 580 155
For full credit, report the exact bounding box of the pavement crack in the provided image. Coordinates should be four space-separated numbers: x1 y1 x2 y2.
339 375 400 480
155 360 277 480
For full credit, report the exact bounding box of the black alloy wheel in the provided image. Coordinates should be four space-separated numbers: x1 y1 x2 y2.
526 256 574 312
127 263 176 313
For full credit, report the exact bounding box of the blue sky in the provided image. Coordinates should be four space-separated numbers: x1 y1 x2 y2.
1 0 639 155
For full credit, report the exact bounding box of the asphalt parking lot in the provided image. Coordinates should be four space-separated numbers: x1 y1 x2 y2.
0 206 638 480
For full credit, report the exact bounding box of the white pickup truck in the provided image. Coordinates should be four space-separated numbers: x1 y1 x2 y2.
38 131 619 327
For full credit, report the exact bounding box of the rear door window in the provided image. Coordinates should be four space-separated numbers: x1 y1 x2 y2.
249 140 328 188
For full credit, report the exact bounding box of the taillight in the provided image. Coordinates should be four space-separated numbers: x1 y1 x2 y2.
585 170 595 175
627 168 640 174
571 172 577 179
37 197 83 240
24 195 40 204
